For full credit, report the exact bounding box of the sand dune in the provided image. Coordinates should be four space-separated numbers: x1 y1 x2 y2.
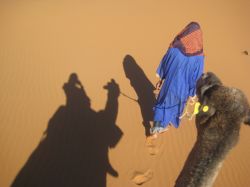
1 1 250 187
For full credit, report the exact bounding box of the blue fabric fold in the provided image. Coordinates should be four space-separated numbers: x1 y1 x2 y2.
154 47 204 128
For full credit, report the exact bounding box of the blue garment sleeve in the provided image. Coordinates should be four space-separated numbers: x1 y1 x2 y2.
189 60 204 96
156 50 169 79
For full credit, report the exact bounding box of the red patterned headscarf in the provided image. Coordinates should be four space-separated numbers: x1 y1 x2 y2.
170 22 203 56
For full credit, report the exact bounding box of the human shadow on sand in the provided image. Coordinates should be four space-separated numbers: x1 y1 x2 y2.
123 55 156 136
11 73 123 187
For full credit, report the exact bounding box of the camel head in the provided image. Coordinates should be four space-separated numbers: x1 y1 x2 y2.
196 72 250 126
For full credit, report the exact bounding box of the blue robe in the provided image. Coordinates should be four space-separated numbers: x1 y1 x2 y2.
153 47 204 128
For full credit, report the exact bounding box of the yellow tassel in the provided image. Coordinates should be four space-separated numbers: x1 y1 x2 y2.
193 102 201 115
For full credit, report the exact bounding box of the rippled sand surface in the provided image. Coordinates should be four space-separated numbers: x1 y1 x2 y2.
1 1 250 187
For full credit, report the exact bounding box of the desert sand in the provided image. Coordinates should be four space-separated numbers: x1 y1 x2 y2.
0 1 250 187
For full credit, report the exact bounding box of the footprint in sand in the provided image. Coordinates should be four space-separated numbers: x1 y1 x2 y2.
145 136 159 155
132 169 153 185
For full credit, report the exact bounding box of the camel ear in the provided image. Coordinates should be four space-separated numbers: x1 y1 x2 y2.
244 108 250 125
200 84 213 99
197 105 216 125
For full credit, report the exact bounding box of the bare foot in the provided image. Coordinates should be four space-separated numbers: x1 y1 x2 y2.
132 169 153 185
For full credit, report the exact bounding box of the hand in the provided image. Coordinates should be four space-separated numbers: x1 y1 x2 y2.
155 79 163 90
189 95 197 105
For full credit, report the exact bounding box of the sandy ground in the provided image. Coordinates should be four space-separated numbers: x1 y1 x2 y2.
0 1 250 187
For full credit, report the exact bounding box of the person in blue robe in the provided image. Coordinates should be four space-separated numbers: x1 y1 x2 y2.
150 22 204 137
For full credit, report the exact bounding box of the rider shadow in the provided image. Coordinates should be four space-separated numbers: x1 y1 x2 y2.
11 73 123 187
123 55 156 136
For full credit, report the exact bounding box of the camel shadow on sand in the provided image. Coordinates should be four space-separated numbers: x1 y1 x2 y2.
11 73 123 187
123 55 156 137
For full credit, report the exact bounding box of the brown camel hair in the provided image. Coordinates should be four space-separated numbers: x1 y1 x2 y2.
175 72 250 187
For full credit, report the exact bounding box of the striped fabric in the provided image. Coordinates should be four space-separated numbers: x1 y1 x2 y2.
170 22 203 56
